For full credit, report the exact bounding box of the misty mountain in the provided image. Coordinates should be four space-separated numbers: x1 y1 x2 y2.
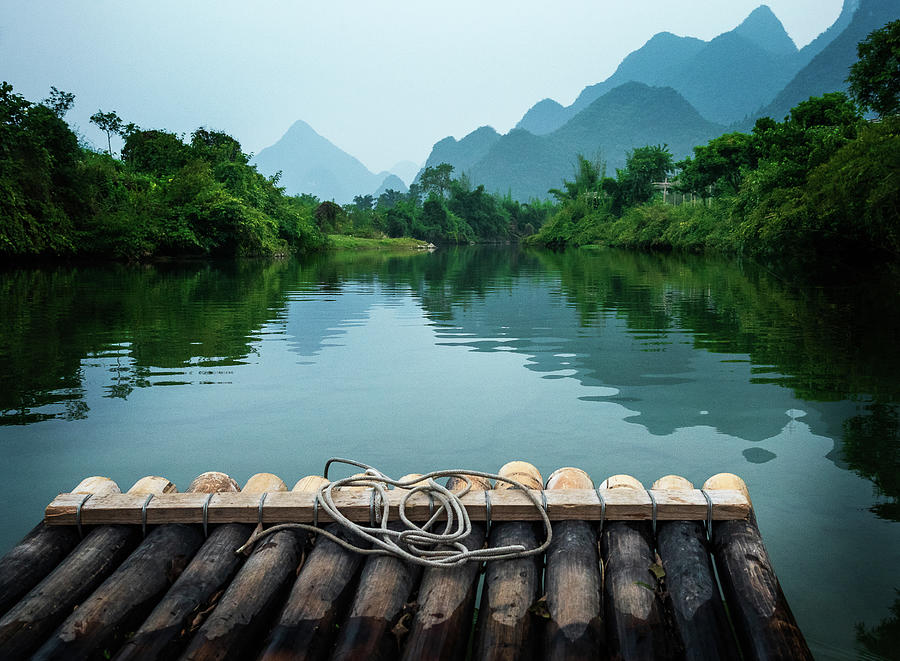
253 120 393 202
750 0 894 124
388 161 420 187
517 4 822 132
423 126 502 172
375 174 408 196
465 83 723 201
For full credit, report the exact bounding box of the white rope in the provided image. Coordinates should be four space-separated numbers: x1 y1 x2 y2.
235 458 552 566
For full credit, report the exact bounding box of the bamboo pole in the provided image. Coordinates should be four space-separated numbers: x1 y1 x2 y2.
703 474 812 661
113 473 272 661
400 473 491 661
330 474 425 661
31 475 239 660
600 474 679 660
0 476 119 617
652 475 739 661
255 475 368 661
544 467 606 659
179 474 310 661
0 477 171 661
472 461 544 661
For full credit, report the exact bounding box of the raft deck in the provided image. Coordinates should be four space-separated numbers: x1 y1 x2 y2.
0 463 812 660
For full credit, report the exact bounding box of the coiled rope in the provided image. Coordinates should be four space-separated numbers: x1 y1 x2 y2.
235 458 552 567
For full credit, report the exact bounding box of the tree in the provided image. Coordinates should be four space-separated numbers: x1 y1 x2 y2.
419 163 454 198
617 144 673 207
42 86 75 119
352 194 374 211
677 132 757 196
847 20 900 117
548 154 603 202
90 109 124 156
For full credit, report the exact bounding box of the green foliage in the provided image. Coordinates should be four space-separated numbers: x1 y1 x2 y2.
89 109 124 156
532 79 895 267
0 82 325 261
847 20 900 117
677 132 756 196
419 163 454 199
616 144 674 207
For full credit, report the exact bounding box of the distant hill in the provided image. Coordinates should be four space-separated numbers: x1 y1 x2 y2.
423 125 501 172
387 161 420 187
375 174 408 196
467 83 724 201
751 0 896 124
517 4 827 132
253 120 385 203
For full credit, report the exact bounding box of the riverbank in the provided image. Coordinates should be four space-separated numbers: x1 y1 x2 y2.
326 235 434 251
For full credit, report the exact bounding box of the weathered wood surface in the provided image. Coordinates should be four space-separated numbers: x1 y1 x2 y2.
400 474 491 661
256 475 368 661
473 462 544 661
703 474 813 661
0 477 173 661
600 475 680 661
30 475 228 661
653 476 739 661
180 475 314 661
330 474 424 661
113 474 270 661
45 487 750 525
0 476 120 617
544 467 606 660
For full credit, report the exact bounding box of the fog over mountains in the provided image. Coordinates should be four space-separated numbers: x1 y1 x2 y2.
255 0 893 202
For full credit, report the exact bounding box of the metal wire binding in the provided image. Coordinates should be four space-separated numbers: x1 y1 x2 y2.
484 490 492 538
141 493 154 537
202 493 214 537
257 493 268 527
647 489 658 539
701 489 714 541
313 496 319 529
540 489 548 515
595 487 607 533
75 493 93 539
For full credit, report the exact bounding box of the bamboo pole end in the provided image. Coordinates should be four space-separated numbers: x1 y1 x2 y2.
600 474 644 490
546 467 593 490
497 461 542 490
242 473 288 494
72 476 121 496
187 472 240 494
128 476 177 495
652 474 693 490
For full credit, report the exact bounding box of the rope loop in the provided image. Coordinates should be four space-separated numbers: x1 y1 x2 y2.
236 458 552 566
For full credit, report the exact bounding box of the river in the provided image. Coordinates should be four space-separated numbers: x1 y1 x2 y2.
1 246 898 659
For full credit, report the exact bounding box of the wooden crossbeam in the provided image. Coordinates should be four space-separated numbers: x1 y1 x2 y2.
45 488 749 526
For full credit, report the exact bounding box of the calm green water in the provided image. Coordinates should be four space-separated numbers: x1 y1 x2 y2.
1 247 898 659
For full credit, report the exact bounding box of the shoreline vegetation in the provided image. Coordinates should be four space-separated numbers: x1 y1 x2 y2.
2 21 896 269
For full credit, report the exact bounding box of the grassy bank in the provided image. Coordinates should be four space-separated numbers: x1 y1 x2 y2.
326 235 431 251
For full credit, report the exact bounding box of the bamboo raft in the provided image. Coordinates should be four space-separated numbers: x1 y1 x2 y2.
0 462 812 660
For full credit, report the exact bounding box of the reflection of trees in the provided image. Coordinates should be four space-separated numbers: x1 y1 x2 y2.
856 590 900 659
4 247 900 521
0 260 300 425
842 403 900 520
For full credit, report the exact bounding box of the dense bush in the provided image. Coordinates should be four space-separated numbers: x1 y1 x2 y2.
0 83 325 260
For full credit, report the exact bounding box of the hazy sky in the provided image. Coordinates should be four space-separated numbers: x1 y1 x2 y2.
2 1 843 174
